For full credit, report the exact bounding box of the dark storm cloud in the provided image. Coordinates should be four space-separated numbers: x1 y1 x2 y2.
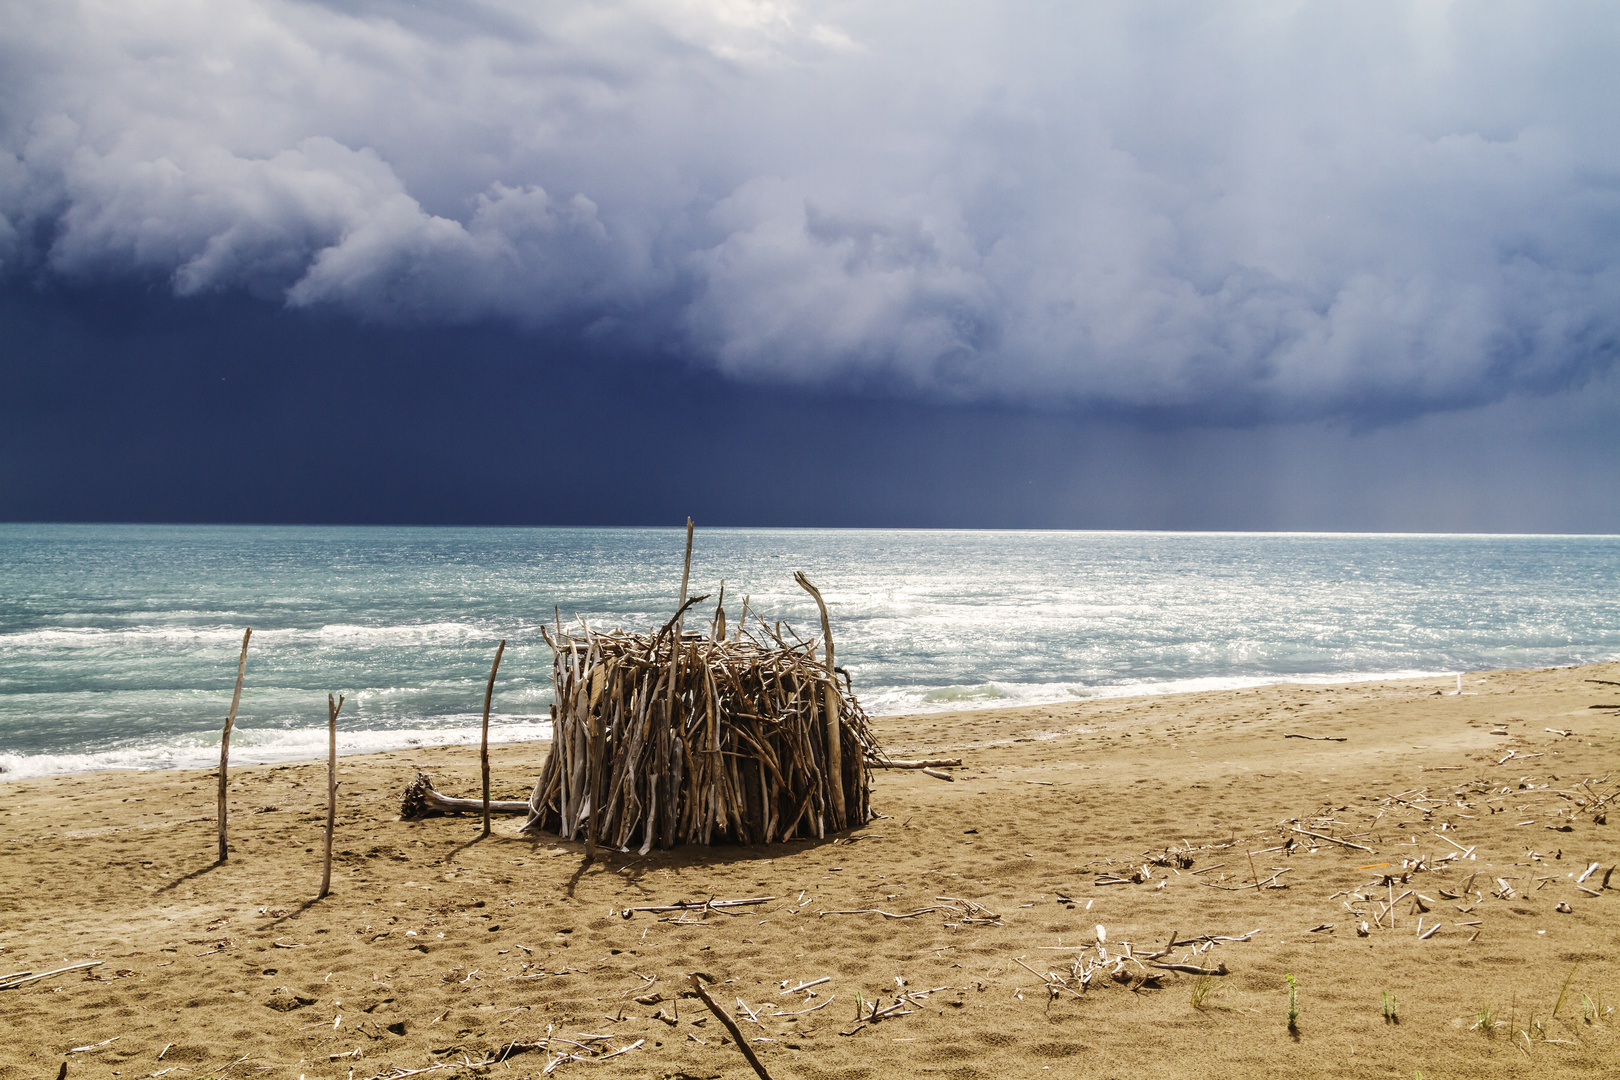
2 1 1618 420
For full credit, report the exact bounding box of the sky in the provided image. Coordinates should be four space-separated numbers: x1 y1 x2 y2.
3 0 1619 530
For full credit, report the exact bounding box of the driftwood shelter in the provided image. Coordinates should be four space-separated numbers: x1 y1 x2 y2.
524 572 879 853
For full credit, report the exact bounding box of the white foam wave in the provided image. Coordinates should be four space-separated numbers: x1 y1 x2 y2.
316 622 490 645
860 669 1458 716
0 720 553 781
0 621 505 650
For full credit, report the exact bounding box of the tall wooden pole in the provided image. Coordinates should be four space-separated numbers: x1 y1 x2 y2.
676 517 694 635
481 640 506 838
794 574 846 831
318 692 344 899
217 627 251 863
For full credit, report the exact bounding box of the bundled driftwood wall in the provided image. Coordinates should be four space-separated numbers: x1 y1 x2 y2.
525 576 878 853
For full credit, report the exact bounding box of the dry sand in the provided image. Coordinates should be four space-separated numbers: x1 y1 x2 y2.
2 663 1618 1079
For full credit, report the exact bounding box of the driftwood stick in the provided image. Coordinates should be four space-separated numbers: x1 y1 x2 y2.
218 627 251 864
1147 961 1229 976
1284 733 1348 742
689 974 772 1080
318 692 344 900
818 907 946 919
870 758 963 769
677 517 694 636
795 572 846 830
0 961 102 990
401 774 530 818
627 897 775 913
482 639 507 839
1291 826 1375 853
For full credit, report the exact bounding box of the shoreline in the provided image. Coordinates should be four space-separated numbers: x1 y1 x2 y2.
2 662 1617 1078
1 663 1578 783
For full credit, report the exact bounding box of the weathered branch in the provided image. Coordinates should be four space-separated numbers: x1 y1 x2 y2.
401 773 529 820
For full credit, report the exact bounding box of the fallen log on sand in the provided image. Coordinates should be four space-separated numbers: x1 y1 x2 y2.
400 772 530 820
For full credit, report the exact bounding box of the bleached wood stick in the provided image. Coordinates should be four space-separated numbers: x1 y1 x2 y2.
1291 826 1375 853
676 517 694 636
796 572 846 831
218 627 251 863
482 639 506 839
0 961 102 990
401 774 530 818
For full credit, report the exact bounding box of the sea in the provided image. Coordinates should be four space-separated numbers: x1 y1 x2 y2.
1 525 1617 780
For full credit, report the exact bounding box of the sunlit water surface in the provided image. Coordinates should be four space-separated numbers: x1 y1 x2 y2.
2 525 1615 778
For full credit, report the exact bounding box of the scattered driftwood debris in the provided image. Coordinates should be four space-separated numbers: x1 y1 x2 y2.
1559 775 1618 823
840 984 959 1036
400 773 530 820
1014 928 1253 999
818 896 1001 926
357 1032 645 1080
524 572 880 852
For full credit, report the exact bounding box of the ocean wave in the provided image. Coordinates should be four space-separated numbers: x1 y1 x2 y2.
860 668 1458 716
0 720 554 781
0 621 513 650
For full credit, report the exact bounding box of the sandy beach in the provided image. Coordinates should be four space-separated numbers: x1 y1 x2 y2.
2 663 1617 1079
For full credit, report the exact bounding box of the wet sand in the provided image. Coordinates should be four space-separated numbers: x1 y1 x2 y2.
2 663 1618 1079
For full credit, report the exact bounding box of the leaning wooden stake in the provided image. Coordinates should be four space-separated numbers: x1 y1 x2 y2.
318 692 345 900
481 640 507 839
796 572 845 831
689 974 772 1080
676 517 694 633
217 627 251 863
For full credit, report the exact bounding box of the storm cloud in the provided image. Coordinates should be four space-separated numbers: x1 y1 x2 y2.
3 0 1617 420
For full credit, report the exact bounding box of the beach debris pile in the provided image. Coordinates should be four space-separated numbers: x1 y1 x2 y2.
1012 926 1255 1000
525 572 880 852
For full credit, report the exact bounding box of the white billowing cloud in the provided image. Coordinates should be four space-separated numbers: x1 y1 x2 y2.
2 0 1618 418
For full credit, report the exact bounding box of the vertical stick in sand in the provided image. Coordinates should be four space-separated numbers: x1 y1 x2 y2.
676 517 694 633
481 640 507 839
795 573 846 832
217 628 251 864
318 693 345 900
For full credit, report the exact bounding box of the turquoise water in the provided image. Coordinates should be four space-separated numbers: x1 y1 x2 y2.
2 525 1617 779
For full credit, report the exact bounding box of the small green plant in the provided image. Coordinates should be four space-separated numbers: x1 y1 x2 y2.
1582 994 1601 1025
1552 963 1580 1019
1191 967 1224 1010
1382 989 1399 1024
1473 1005 1498 1037
1285 972 1300 1032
